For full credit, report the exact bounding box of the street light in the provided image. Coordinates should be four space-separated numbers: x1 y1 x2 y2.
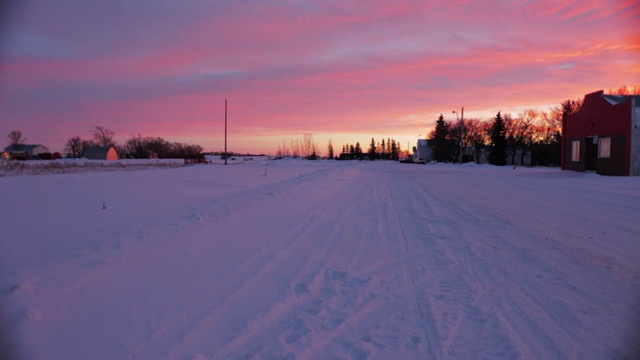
452 107 464 163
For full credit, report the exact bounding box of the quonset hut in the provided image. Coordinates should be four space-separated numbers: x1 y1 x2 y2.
83 146 119 161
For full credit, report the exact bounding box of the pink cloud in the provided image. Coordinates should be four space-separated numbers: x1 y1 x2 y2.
1 0 638 155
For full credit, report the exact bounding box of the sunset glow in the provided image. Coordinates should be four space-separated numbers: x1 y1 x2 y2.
1 0 638 155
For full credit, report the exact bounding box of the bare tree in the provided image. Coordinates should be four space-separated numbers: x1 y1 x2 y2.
276 140 290 158
561 98 583 119
124 134 149 158
514 110 537 165
302 133 314 157
544 106 563 136
460 118 489 163
290 138 301 158
7 130 26 146
65 136 84 158
92 126 116 147
609 85 640 95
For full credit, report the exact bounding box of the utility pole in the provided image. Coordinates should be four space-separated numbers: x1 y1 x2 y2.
224 99 228 165
460 106 464 163
453 107 465 163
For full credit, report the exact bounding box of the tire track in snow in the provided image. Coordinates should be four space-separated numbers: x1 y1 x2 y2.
379 175 442 359
385 166 523 358
128 165 359 359
418 176 588 358
162 166 375 359
219 166 445 359
211 168 374 358
392 165 601 358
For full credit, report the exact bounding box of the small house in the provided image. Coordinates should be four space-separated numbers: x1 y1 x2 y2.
562 90 640 176
2 144 50 160
83 146 119 161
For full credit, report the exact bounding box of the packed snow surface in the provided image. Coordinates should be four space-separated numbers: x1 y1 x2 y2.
1 160 639 359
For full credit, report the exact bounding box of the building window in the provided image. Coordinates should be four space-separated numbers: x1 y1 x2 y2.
598 137 611 158
571 140 580 162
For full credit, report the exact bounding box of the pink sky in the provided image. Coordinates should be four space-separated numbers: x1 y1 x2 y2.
1 0 639 155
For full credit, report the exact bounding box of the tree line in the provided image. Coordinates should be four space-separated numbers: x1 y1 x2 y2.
430 85 639 166
5 126 203 159
275 134 405 161
275 133 319 159
336 138 402 160
64 126 203 159
429 101 577 166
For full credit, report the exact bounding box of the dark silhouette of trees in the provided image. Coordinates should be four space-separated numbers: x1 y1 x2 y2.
335 138 411 161
530 107 563 166
462 118 490 164
368 138 377 160
354 142 363 159
65 136 85 158
174 142 204 159
609 85 640 95
429 114 453 162
124 134 148 158
327 139 334 159
390 139 399 160
64 136 93 158
561 98 583 119
92 126 116 147
489 112 507 166
122 135 202 159
503 112 535 165
7 130 26 146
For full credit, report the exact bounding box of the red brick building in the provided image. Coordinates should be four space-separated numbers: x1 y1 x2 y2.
562 90 640 176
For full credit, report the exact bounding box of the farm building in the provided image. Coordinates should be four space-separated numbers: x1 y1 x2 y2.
2 144 50 160
562 90 640 176
83 146 119 161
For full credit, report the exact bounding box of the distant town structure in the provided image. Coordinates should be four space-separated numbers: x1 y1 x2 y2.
83 146 119 160
2 144 50 160
562 90 640 176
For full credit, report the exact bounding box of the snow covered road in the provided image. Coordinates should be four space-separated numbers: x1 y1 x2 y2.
1 161 639 359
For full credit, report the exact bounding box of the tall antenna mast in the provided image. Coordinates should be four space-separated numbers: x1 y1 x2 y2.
224 99 228 165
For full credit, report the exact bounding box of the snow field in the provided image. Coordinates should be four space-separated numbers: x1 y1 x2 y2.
1 160 639 359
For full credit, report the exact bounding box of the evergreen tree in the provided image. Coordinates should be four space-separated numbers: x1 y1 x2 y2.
430 114 450 162
489 112 507 166
355 142 363 159
327 139 334 159
368 138 377 160
381 139 386 159
391 140 398 161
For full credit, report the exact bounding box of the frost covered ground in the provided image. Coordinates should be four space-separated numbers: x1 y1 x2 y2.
1 160 639 359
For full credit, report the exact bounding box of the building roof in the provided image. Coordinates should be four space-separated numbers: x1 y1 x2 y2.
83 146 117 160
4 144 47 152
